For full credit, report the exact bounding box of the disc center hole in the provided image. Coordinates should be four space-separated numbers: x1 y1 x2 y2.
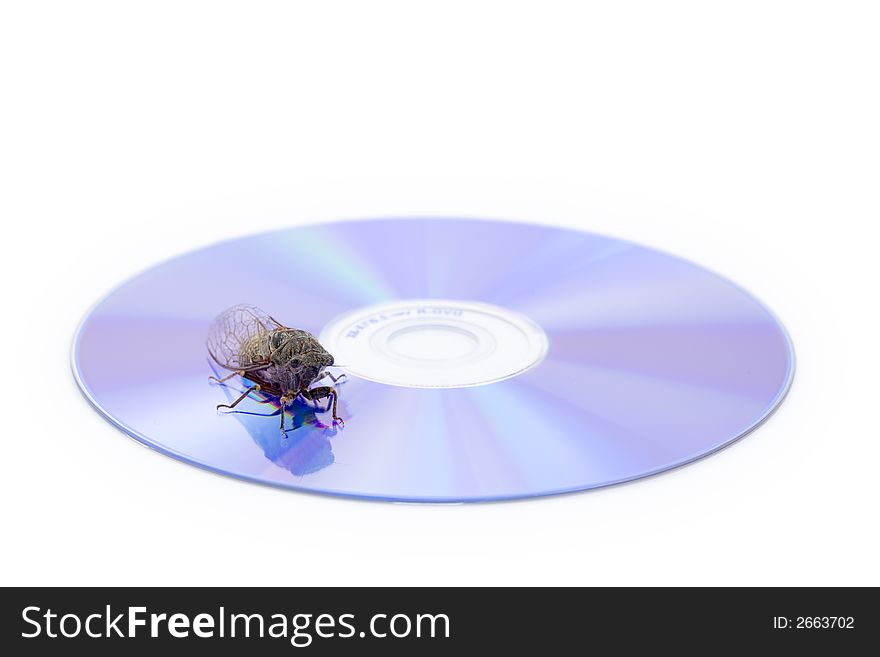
386 324 479 361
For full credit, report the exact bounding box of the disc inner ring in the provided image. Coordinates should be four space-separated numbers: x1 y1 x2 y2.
319 299 550 388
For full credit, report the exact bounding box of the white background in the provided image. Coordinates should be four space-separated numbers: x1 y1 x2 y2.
1 2 878 586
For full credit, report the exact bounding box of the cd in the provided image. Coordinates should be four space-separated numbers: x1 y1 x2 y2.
72 218 794 502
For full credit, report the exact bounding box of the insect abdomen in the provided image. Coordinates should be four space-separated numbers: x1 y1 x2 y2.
239 332 271 367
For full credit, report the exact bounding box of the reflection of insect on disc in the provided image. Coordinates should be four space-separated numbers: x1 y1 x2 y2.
207 304 345 435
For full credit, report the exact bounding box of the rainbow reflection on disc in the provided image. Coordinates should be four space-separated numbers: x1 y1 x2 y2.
72 218 793 502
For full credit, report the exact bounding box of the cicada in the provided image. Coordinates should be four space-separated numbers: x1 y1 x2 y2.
207 304 344 434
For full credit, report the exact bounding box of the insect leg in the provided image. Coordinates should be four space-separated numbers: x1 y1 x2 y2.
217 384 261 411
301 386 344 426
313 371 347 385
278 396 290 435
208 370 245 384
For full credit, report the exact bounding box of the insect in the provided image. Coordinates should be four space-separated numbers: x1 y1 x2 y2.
207 304 345 434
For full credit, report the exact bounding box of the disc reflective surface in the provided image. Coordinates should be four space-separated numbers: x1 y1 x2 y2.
72 218 794 502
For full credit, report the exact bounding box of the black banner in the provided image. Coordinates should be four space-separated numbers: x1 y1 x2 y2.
1 587 875 654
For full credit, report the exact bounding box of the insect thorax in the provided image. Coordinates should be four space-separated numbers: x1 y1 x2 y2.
240 329 332 394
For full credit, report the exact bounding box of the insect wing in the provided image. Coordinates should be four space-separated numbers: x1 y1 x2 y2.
207 304 282 371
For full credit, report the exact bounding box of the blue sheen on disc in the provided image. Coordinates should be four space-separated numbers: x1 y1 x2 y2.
72 218 794 502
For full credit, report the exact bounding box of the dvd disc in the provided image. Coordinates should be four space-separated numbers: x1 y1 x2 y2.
72 218 794 502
